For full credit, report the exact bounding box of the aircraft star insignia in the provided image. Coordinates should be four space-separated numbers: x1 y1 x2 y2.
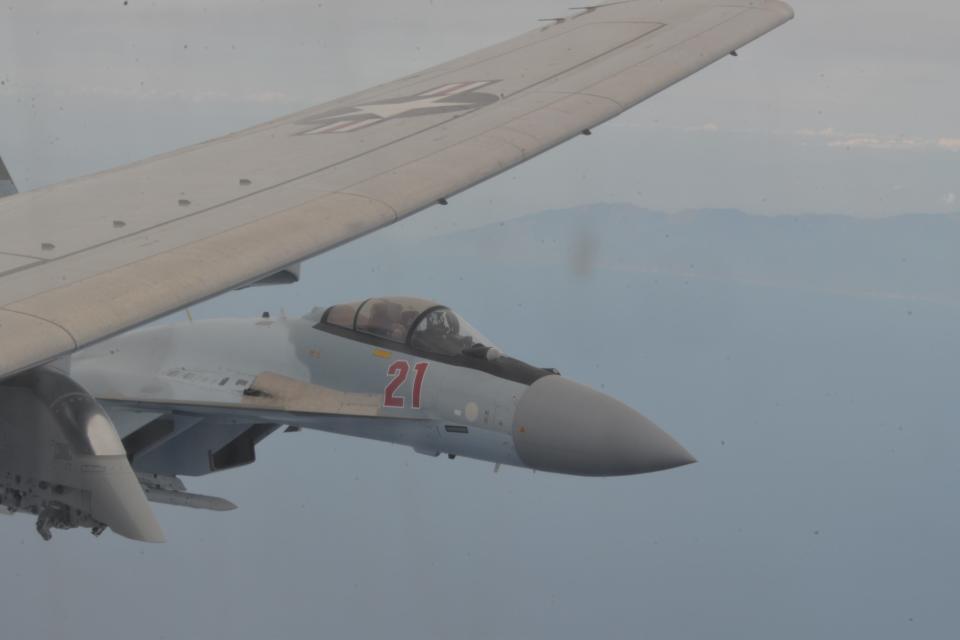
298 81 499 134
0 0 794 542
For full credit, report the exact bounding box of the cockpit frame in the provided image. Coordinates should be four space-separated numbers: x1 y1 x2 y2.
323 299 451 345
313 298 553 386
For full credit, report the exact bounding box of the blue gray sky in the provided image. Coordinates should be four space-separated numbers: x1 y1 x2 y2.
0 0 958 221
0 2 958 639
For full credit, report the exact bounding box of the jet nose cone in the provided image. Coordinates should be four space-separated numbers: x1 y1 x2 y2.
512 376 695 476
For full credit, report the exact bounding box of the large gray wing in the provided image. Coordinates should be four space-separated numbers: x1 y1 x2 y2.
0 0 793 379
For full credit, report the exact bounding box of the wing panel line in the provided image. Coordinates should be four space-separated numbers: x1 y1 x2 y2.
0 16 715 282
0 1 793 378
0 7 759 284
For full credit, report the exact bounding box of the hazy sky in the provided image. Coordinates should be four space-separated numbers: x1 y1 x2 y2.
0 0 958 221
0 2 958 639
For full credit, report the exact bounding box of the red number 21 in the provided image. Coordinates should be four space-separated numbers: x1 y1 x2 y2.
383 361 429 409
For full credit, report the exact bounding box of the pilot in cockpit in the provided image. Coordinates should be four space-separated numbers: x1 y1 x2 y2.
320 298 499 358
412 308 469 355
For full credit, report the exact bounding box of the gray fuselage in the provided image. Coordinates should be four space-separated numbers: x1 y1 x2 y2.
72 311 694 477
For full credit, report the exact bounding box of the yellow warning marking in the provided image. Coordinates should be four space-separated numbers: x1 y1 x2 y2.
307 349 322 360
372 348 392 359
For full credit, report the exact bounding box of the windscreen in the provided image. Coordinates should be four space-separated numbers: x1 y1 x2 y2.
354 297 436 343
408 307 498 356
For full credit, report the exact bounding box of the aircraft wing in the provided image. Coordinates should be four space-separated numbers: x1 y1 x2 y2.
0 0 792 380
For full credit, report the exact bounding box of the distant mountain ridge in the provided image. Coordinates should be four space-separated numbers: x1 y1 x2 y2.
429 204 960 306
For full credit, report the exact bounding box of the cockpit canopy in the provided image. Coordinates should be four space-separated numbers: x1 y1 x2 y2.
321 297 497 356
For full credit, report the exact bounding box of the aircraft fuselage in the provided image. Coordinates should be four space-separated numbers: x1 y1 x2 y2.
72 309 694 477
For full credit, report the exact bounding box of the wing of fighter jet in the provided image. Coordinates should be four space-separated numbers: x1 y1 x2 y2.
0 1 793 542
0 0 792 380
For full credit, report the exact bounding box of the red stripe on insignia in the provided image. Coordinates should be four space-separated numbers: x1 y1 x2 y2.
422 82 467 97
456 81 489 94
328 120 363 132
438 82 471 96
304 121 348 134
337 119 375 132
304 118 377 134
420 80 494 98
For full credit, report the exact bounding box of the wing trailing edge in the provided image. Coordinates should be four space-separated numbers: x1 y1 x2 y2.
0 1 794 381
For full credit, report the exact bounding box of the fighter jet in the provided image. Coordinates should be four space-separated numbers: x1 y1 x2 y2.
74 299 697 475
0 1 793 541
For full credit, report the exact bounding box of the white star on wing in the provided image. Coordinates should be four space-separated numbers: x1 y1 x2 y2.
352 94 477 120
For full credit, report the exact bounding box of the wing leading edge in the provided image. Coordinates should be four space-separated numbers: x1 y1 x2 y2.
0 0 793 380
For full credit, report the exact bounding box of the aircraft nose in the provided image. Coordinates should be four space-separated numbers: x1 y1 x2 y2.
512 376 695 476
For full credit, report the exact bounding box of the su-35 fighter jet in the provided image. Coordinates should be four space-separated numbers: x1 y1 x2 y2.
0 1 793 541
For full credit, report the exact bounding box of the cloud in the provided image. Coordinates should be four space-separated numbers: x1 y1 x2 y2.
795 128 960 151
617 122 960 154
942 192 957 206
686 124 960 153
826 136 923 150
938 138 960 151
